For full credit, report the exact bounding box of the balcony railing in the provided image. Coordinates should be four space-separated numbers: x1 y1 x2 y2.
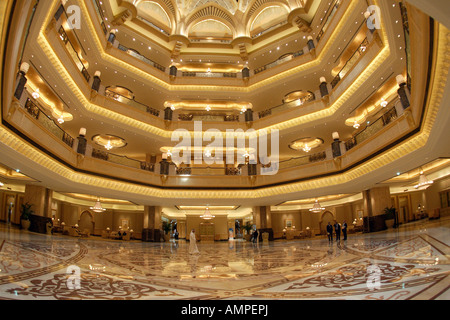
278 151 327 170
24 97 74 148
331 38 369 88
105 89 160 117
58 26 90 82
181 71 238 78
253 50 305 75
251 21 288 39
316 0 341 43
258 92 316 119
258 35 373 120
345 105 399 151
136 16 170 36
178 113 240 122
91 148 153 171
117 44 166 72
176 166 242 176
91 0 107 34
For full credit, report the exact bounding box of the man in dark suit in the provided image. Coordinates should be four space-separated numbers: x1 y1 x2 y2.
334 222 341 242
252 229 258 243
342 220 348 240
326 222 333 243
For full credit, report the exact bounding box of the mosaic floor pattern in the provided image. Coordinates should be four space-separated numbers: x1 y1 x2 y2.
0 218 449 300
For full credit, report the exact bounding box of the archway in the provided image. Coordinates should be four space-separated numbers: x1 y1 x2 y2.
319 211 335 234
78 211 95 234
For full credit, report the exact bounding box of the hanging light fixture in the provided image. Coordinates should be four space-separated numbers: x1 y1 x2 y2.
309 200 325 212
0 181 4 187
302 143 311 153
104 140 113 151
353 121 360 129
200 207 215 220
90 198 106 212
206 105 211 111
57 114 65 124
32 88 40 99
380 98 388 107
414 170 433 190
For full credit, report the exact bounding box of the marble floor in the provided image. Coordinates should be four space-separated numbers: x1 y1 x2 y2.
0 218 449 300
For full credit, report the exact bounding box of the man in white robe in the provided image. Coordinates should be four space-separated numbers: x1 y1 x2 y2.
189 229 200 254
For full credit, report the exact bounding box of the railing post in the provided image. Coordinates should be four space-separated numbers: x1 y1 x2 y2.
164 107 173 121
319 77 330 104
169 65 177 81
307 36 316 57
396 75 411 109
242 67 250 84
14 62 29 101
331 132 342 158
244 108 253 126
76 128 87 155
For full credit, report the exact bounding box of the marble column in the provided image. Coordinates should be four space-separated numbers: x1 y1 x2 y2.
362 186 391 232
23 185 53 233
253 206 273 240
142 206 162 242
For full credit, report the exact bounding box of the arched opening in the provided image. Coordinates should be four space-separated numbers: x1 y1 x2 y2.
78 210 95 235
319 211 335 235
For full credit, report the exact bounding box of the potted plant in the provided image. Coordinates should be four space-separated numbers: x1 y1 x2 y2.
20 202 33 230
242 222 253 241
162 220 172 242
384 206 396 229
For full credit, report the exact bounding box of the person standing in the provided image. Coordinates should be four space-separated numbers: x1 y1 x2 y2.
342 220 348 240
326 222 333 243
334 222 341 242
189 229 200 254
252 228 259 243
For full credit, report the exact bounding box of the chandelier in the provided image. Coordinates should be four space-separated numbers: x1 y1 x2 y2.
32 89 40 99
302 143 311 152
353 121 360 129
57 115 65 124
104 140 113 151
200 207 215 220
309 200 325 212
414 171 433 190
90 198 106 213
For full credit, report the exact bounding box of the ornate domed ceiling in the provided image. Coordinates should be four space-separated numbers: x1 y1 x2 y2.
112 0 317 47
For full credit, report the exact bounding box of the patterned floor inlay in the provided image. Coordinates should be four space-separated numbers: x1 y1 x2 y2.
0 218 449 300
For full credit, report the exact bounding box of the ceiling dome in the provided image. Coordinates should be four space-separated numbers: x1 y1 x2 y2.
178 0 239 14
137 1 172 30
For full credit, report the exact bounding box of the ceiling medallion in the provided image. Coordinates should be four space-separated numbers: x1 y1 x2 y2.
309 200 325 213
289 137 324 153
92 134 127 151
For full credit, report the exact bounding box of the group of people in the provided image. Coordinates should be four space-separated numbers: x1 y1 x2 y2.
326 220 348 242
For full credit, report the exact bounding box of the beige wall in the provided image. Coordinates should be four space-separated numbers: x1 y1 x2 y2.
186 215 229 239
271 210 302 231
270 200 364 234
56 200 143 235
424 175 450 212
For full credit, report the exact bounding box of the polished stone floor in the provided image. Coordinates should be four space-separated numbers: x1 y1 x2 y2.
0 217 448 300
